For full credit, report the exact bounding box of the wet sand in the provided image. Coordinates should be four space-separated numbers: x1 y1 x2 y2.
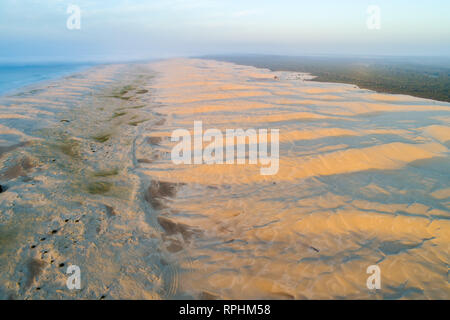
0 58 449 299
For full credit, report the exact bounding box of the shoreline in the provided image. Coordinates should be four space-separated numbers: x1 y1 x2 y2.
0 62 173 299
0 63 99 98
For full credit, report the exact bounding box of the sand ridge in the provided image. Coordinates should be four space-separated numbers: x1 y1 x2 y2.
141 58 449 299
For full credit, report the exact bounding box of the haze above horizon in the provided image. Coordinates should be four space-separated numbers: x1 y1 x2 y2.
0 0 449 63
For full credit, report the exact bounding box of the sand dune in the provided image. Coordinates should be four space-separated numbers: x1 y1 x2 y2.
0 58 449 300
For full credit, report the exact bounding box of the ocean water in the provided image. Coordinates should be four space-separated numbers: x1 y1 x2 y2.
0 63 94 96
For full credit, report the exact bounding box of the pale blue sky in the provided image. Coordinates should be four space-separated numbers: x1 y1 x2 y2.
0 0 449 62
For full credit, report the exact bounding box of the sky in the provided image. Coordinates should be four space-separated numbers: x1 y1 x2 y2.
0 0 449 62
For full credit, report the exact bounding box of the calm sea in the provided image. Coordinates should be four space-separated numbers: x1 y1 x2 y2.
0 63 94 96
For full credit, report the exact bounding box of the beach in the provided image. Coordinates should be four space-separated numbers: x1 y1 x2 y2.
0 58 449 299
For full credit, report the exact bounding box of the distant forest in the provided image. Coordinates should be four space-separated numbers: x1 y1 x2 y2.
203 55 450 103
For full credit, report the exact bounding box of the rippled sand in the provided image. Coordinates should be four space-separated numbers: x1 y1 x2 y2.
0 59 449 299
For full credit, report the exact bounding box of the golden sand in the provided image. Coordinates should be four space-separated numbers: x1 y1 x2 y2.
0 58 448 299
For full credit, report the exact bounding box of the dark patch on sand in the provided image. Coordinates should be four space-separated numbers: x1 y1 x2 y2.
128 119 150 127
382 282 424 299
112 112 126 119
54 139 80 158
105 205 117 217
199 291 220 300
379 240 422 255
25 259 46 289
157 216 200 241
166 240 183 253
0 225 17 250
144 180 182 209
151 153 161 161
146 136 162 145
137 158 153 164
93 168 119 177
21 157 34 170
272 291 295 299
87 181 112 195
0 185 5 193
0 142 29 158
107 85 135 100
119 85 134 96
92 133 111 143
154 119 166 126
1 157 35 181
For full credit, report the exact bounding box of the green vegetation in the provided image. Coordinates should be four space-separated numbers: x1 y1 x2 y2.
128 119 150 126
112 111 127 118
92 133 111 143
86 181 112 194
50 137 80 158
58 141 79 157
107 84 135 100
116 105 145 111
119 85 134 96
205 55 450 102
93 168 119 177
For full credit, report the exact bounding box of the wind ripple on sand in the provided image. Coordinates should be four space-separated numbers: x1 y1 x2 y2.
138 58 450 299
0 58 449 300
